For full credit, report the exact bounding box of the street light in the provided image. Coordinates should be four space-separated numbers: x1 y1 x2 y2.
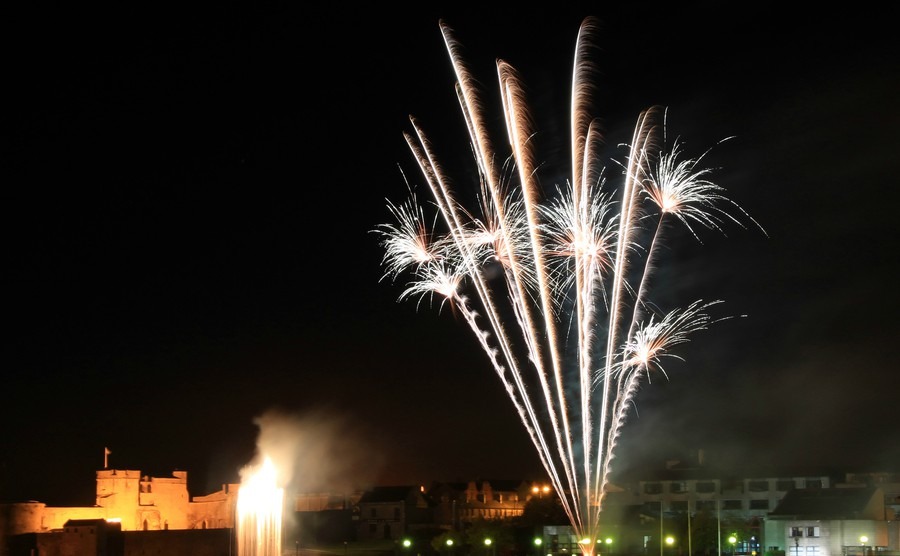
534 537 543 556
666 536 675 556
532 484 552 499
604 537 613 556
860 536 868 556
728 536 737 556
485 537 494 556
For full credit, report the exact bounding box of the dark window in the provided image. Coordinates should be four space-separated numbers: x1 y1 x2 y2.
806 527 819 538
394 508 400 519
806 479 823 489
671 501 688 511
748 480 768 492
696 482 716 493
370 508 376 518
696 500 716 511
790 527 803 538
723 500 742 510
670 482 686 493
644 483 662 494
776 480 795 491
750 499 769 510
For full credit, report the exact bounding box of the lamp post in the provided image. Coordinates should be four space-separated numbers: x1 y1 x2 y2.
860 536 868 556
660 505 664 556
728 536 737 556
666 536 675 556
605 537 613 556
533 484 551 499
687 507 692 556
485 537 493 556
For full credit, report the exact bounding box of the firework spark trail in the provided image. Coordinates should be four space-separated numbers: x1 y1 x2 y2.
375 17 760 556
404 112 571 516
497 58 582 521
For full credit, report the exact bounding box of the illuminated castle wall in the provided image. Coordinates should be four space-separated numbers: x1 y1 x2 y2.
0 468 239 556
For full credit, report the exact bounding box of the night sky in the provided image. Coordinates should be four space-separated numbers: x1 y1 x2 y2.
3 6 898 507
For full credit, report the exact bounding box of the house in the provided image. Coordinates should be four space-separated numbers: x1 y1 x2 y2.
355 485 433 541
428 480 536 530
764 486 895 556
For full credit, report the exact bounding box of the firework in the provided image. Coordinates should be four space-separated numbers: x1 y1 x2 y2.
375 17 761 556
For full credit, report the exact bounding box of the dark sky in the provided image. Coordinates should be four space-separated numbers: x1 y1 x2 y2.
3 6 898 507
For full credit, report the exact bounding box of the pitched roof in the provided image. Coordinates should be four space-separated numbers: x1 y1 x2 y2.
481 479 528 491
768 487 879 519
357 486 420 504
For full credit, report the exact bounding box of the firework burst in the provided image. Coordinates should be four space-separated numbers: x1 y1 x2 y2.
374 17 761 556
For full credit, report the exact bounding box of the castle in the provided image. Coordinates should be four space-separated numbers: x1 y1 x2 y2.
0 467 239 556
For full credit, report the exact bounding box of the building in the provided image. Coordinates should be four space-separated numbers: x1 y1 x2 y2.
3 457 898 556
355 485 433 541
764 486 893 556
429 480 537 530
0 468 239 556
